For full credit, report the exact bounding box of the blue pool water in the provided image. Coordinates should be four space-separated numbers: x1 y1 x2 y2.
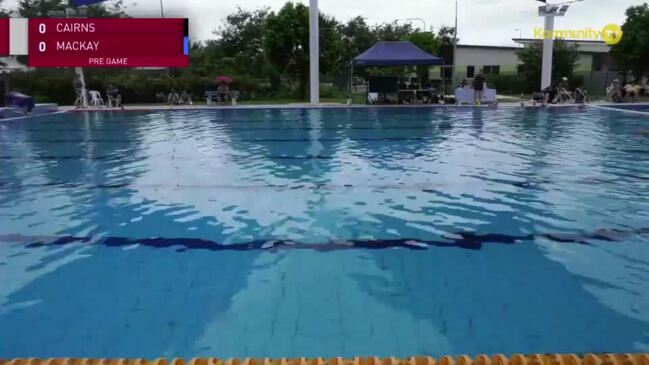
0 107 648 358
604 104 649 113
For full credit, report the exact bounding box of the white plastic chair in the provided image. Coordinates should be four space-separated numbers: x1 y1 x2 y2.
88 90 105 107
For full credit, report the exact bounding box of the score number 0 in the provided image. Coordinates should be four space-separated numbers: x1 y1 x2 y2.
38 23 46 52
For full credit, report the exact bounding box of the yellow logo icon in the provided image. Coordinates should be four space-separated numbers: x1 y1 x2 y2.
601 23 623 45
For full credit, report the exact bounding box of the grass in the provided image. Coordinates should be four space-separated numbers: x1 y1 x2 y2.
239 97 348 105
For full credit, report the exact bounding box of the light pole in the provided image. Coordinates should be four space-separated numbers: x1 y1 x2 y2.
309 0 319 104
394 18 427 32
515 28 522 48
50 8 88 108
538 3 569 90
451 0 458 90
537 0 583 90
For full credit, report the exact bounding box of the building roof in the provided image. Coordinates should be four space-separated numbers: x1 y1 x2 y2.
457 44 520 51
512 38 611 53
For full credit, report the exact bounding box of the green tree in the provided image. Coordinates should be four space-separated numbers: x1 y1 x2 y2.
403 27 454 56
17 0 66 17
0 0 10 16
17 0 128 17
319 13 345 76
191 41 235 77
83 0 129 18
263 2 342 98
263 2 309 97
215 7 270 78
339 17 377 61
405 31 441 55
517 40 580 92
372 22 413 41
611 3 649 77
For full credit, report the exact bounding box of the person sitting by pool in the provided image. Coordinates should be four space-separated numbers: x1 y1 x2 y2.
528 91 544 106
473 73 485 105
527 85 555 106
624 80 641 103
217 82 230 104
167 89 180 105
180 90 193 105
541 84 558 106
558 76 569 90
554 77 573 103
106 84 123 109
607 79 623 103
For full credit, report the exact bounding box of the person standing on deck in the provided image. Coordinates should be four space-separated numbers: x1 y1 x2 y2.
473 73 485 106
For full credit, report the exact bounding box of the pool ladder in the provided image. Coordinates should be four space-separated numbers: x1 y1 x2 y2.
1 355 649 365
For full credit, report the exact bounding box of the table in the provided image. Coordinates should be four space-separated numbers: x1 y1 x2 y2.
455 88 497 104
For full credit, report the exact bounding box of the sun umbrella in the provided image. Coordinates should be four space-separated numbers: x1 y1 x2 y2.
216 76 233 84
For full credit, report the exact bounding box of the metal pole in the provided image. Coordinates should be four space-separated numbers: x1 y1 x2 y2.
515 28 522 48
451 0 458 91
541 15 555 90
309 0 320 104
160 0 170 76
64 8 88 108
347 62 354 105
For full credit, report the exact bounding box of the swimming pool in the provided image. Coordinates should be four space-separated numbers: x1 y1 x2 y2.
0 107 648 358
600 104 649 113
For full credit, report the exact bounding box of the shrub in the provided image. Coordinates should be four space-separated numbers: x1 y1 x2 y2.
320 84 345 98
10 69 77 105
485 74 526 95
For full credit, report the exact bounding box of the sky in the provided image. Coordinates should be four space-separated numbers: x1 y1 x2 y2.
6 0 644 46
129 0 642 46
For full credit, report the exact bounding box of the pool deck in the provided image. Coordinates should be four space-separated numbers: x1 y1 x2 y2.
2 102 647 121
60 102 602 112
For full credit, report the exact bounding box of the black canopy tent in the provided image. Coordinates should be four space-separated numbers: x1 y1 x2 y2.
348 41 444 102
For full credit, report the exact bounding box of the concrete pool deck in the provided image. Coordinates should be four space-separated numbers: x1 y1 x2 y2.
60 102 601 112
2 102 647 120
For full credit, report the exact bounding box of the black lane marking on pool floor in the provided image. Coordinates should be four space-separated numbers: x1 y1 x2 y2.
0 182 419 189
19 126 450 132
0 182 552 190
0 155 122 161
2 227 648 251
0 153 430 161
2 137 440 143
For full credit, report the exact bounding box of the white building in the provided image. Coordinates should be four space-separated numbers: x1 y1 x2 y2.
431 39 617 93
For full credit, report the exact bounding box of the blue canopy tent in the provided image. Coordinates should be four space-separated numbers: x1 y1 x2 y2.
352 41 444 67
349 41 444 103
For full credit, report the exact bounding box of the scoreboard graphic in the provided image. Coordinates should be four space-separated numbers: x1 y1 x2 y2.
0 18 189 68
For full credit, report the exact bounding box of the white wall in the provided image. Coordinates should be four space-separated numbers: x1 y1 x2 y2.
456 47 521 68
